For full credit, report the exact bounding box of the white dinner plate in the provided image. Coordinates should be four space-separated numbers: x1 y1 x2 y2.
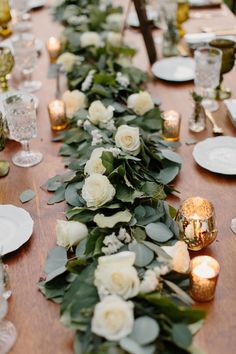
29 0 46 9
189 0 222 7
127 9 157 27
193 136 236 175
0 205 34 255
152 57 195 82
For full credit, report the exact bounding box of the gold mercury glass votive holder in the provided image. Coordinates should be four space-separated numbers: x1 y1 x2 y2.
176 197 217 251
48 100 67 131
46 37 61 64
162 110 181 141
190 256 220 302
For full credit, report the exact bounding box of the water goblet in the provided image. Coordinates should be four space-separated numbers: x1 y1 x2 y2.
209 38 236 100
194 46 222 112
0 0 12 38
12 33 42 93
0 47 14 92
11 0 31 33
3 92 43 167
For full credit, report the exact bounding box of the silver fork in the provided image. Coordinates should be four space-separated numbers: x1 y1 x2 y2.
205 109 224 135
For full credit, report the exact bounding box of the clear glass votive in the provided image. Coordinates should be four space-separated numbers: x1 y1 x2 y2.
190 256 220 302
48 100 67 131
176 196 217 251
46 37 61 64
162 110 181 141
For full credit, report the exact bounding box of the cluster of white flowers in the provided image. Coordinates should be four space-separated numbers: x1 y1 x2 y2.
91 129 103 146
162 241 190 274
81 69 96 92
139 269 159 294
80 31 102 48
106 13 123 31
62 90 87 118
99 0 112 11
83 120 91 127
106 32 123 46
116 72 130 88
102 233 123 255
117 227 131 243
154 264 170 277
57 52 77 72
67 15 88 26
100 118 116 131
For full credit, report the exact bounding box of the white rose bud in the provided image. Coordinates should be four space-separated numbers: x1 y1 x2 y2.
56 220 88 248
94 251 140 299
91 295 134 341
162 241 190 274
62 90 87 119
84 148 106 175
115 125 140 156
106 32 123 46
127 91 154 116
57 52 77 72
88 100 114 125
80 31 101 48
82 173 116 208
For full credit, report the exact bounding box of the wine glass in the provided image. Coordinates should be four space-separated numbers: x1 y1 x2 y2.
0 264 17 354
0 47 14 92
0 0 12 38
194 46 222 112
209 38 236 100
12 33 42 93
3 92 43 167
10 0 31 33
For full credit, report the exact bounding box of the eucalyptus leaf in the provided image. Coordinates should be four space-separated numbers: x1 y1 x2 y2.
128 242 154 267
19 189 36 203
48 185 66 205
129 316 160 345
172 323 192 349
145 222 173 243
161 149 182 165
44 247 67 275
94 210 132 228
119 337 146 354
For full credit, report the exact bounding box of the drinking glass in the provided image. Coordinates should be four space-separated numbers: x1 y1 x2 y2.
3 92 43 167
11 0 31 33
12 33 42 93
194 47 222 112
0 265 17 353
209 38 236 100
159 0 179 57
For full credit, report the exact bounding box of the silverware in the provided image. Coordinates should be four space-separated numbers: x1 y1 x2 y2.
205 109 224 135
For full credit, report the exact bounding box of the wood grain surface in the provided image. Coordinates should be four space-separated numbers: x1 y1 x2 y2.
0 2 236 354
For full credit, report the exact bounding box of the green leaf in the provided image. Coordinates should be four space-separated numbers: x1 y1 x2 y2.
128 242 154 267
119 337 146 354
129 316 160 345
65 183 84 207
91 83 111 97
19 189 36 203
141 241 172 261
164 280 194 306
161 149 182 165
188 320 204 335
116 184 143 203
94 210 132 228
158 166 180 184
145 222 173 243
47 185 66 205
44 247 67 274
101 151 114 174
172 323 192 349
133 227 146 242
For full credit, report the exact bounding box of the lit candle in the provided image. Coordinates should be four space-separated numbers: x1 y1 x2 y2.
162 110 181 141
46 37 61 63
48 100 67 131
190 256 220 302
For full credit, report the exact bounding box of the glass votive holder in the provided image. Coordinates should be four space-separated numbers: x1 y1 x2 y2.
46 37 61 64
176 196 217 251
162 110 181 141
48 100 67 131
190 256 220 302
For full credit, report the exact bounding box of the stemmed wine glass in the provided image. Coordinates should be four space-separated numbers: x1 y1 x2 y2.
3 92 43 168
12 33 42 93
11 0 31 33
0 263 17 354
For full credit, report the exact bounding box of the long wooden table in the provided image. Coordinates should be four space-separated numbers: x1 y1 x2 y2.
0 2 236 354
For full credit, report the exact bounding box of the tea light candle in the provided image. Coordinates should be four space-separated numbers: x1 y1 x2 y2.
46 37 61 63
162 110 181 141
190 256 220 302
48 100 67 131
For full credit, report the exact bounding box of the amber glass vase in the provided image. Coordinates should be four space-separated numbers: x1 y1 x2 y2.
0 0 12 38
176 0 189 38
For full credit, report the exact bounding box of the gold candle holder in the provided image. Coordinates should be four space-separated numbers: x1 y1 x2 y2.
190 256 220 302
162 110 181 141
46 37 61 64
176 197 217 251
48 100 67 131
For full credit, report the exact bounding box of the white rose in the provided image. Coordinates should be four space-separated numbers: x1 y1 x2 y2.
84 148 106 175
91 295 134 341
127 91 154 116
106 32 123 46
82 173 116 208
62 90 87 119
88 100 114 125
162 241 190 274
115 125 140 156
56 220 88 248
57 52 77 72
94 251 140 299
106 13 123 31
80 31 101 48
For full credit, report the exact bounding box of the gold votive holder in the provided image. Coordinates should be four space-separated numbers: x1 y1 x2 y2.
46 37 61 64
48 100 67 131
176 196 217 251
162 110 181 141
190 256 220 302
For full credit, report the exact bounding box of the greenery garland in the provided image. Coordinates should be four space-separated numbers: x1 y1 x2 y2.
39 1 206 353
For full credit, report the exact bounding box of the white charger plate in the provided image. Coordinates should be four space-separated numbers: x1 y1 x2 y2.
152 57 195 82
193 136 236 175
0 205 34 255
